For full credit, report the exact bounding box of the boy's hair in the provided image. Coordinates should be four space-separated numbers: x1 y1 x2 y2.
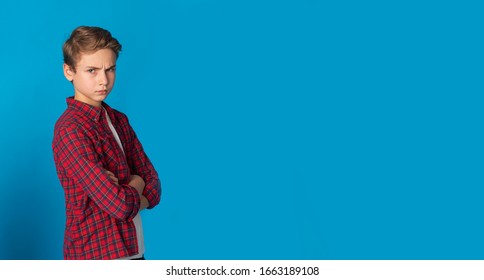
63 26 122 71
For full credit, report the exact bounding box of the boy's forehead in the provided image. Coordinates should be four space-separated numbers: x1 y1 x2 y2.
77 49 116 67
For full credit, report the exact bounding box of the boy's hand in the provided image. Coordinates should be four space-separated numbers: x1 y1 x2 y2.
105 170 145 196
140 195 149 211
129 174 145 195
105 170 119 185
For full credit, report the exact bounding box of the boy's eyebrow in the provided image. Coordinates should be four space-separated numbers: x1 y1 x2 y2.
84 65 116 69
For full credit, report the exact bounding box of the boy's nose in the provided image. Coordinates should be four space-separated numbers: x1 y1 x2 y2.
98 71 108 85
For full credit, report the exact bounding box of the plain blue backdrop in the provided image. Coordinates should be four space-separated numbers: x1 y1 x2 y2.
0 0 483 259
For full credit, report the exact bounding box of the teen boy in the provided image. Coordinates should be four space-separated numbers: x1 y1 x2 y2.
52 26 161 260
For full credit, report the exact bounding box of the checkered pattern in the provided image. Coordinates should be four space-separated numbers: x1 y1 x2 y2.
52 97 161 259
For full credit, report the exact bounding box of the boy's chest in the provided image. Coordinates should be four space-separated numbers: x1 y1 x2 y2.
91 121 131 183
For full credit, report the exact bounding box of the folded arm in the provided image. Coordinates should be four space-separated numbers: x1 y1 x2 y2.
55 126 141 220
124 121 161 209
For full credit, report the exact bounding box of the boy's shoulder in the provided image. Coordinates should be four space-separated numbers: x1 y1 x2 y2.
54 98 131 135
55 103 129 130
54 106 89 135
54 98 96 133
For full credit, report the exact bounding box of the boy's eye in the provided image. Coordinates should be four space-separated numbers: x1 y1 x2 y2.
87 69 95 73
108 68 116 72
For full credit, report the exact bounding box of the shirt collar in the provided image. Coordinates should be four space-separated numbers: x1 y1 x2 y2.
66 97 113 123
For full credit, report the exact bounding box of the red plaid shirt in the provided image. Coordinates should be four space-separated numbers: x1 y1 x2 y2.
52 97 161 259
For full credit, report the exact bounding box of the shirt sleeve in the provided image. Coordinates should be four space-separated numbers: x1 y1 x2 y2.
124 119 162 209
55 125 141 220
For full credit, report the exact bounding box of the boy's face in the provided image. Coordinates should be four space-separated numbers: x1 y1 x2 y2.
63 48 117 107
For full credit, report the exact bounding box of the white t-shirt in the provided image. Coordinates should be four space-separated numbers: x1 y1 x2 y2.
104 108 145 259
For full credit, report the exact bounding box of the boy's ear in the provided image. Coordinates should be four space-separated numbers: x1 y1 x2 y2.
63 63 74 82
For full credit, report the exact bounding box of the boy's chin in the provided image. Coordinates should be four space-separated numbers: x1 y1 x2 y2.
95 93 110 101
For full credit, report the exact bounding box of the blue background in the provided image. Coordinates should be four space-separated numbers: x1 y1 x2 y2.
0 0 483 259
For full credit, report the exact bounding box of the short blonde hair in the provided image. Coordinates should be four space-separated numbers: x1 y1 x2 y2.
63 26 122 71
